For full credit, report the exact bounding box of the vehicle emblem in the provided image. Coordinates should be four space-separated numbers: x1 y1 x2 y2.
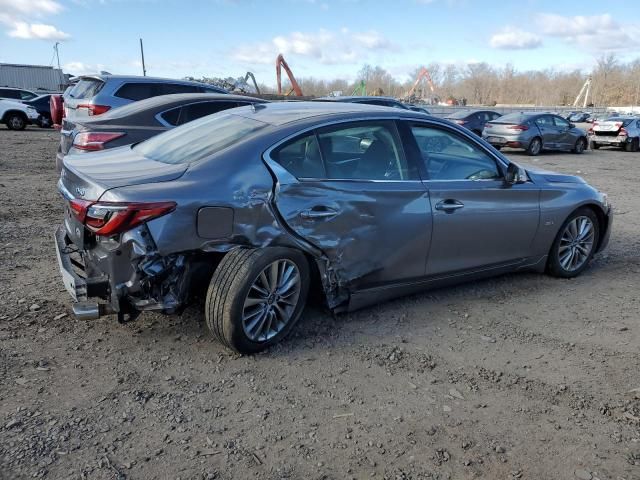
75 186 86 197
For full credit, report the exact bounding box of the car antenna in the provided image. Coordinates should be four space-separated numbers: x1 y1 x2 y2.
251 103 267 113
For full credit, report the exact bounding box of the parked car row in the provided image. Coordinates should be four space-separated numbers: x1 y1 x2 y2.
53 87 613 353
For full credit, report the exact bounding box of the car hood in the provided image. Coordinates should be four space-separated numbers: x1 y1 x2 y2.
1 99 29 109
523 165 586 184
61 145 188 201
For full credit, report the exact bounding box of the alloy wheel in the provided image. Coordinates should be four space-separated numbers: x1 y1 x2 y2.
558 216 595 272
241 259 302 342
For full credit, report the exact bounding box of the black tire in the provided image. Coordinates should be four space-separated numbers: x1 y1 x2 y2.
526 137 542 156
547 207 600 279
37 115 52 128
625 137 639 152
5 113 26 130
589 140 600 150
205 247 310 354
572 137 586 154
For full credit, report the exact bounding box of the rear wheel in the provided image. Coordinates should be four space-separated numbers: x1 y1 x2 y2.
547 208 599 278
205 247 310 354
589 140 600 150
573 137 586 154
527 137 542 156
625 137 639 152
5 113 26 130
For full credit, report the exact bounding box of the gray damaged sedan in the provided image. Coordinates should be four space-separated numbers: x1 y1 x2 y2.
55 102 612 353
483 112 588 155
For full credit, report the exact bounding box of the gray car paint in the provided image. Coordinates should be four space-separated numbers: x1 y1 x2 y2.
55 102 612 320
483 113 587 152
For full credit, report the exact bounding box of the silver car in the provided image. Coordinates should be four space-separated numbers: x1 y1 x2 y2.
483 112 588 155
55 102 612 353
588 116 640 152
63 74 228 118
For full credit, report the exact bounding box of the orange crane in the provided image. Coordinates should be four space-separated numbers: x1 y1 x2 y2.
276 53 303 96
407 67 436 98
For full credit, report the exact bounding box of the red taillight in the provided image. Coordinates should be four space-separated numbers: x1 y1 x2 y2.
588 127 594 134
83 201 176 236
454 119 467 125
620 128 628 137
76 104 111 116
72 132 125 151
507 124 529 131
69 198 93 222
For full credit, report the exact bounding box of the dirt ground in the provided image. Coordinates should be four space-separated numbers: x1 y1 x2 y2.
0 127 639 480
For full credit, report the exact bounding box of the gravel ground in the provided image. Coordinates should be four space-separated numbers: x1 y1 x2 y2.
1 127 639 480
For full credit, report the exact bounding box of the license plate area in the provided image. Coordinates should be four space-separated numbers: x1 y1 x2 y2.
487 136 506 144
64 205 85 247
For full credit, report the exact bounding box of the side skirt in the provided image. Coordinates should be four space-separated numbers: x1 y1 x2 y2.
342 256 547 313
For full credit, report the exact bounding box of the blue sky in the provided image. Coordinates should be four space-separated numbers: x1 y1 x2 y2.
1 0 639 85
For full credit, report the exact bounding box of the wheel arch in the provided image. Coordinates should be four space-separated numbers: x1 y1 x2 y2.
2 109 27 123
563 202 609 252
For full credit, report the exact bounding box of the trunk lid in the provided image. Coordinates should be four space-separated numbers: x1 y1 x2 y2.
485 121 529 135
59 145 188 201
592 120 624 136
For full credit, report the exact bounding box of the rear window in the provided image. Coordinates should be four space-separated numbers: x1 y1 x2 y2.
69 79 105 99
115 82 204 101
604 117 634 126
447 110 472 119
492 113 531 124
134 113 266 164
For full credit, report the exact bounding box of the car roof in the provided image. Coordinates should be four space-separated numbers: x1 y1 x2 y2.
75 74 227 90
313 95 401 102
230 100 428 126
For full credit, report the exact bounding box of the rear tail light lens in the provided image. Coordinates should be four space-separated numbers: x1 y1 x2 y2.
72 132 125 151
76 104 111 116
620 128 628 137
507 124 529 131
66 198 176 236
84 201 176 236
454 119 467 125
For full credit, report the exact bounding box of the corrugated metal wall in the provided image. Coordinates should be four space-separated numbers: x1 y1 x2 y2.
0 64 66 92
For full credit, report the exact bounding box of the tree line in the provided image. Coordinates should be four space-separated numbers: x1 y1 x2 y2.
190 53 640 107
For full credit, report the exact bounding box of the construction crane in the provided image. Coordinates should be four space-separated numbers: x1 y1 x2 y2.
573 76 592 108
407 67 436 99
276 54 303 96
241 72 260 94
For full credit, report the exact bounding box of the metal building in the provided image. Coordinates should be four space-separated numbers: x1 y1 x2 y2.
0 63 67 92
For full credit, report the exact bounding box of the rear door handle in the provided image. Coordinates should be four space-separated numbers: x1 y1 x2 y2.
300 206 339 220
435 200 464 212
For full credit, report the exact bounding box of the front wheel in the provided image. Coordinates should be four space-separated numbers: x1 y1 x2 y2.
205 247 310 354
573 137 586 154
527 137 542 156
547 208 599 278
5 113 26 130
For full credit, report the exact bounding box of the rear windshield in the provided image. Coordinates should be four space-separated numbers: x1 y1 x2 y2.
603 117 634 126
492 113 531 124
68 78 104 99
447 110 472 119
134 113 267 164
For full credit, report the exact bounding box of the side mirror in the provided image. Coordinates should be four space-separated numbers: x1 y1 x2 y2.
505 162 526 185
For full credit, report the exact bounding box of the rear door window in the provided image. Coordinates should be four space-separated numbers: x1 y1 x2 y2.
0 89 20 99
161 83 204 95
553 116 570 128
115 83 162 101
271 133 325 179
69 78 105 99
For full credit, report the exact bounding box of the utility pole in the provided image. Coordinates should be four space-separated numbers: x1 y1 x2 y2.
139 38 147 76
53 42 61 70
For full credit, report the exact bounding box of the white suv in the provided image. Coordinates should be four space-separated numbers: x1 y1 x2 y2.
0 98 39 130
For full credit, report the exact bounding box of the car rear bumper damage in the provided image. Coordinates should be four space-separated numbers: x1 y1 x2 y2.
54 224 194 322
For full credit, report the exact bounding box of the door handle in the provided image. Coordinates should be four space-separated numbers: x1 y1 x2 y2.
300 206 339 220
435 200 464 212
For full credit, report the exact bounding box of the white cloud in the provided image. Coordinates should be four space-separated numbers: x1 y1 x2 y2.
0 0 69 41
232 28 394 66
489 27 542 50
536 13 640 52
63 61 110 75
8 21 69 40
